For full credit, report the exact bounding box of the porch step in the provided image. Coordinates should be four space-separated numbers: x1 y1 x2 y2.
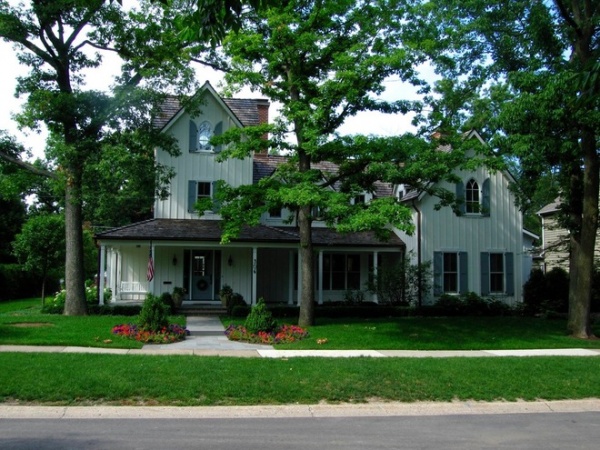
177 306 227 316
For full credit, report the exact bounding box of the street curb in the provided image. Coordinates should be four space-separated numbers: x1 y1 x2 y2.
1 399 599 419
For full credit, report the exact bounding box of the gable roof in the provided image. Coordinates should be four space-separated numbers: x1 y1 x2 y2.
153 81 269 131
252 153 394 198
96 218 404 248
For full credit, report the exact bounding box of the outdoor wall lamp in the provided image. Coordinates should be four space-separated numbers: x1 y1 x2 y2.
172 255 178 266
228 255 233 267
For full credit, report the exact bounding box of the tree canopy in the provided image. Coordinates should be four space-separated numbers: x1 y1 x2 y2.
215 0 467 326
0 0 215 314
416 0 600 337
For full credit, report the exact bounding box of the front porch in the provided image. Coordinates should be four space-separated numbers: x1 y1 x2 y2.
96 219 405 307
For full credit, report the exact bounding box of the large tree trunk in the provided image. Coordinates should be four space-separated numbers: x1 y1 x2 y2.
298 204 315 327
567 131 598 338
63 179 88 316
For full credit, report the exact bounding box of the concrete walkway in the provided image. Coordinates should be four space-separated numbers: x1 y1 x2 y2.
1 315 600 358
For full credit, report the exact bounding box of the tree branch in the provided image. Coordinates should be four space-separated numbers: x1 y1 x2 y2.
0 151 57 179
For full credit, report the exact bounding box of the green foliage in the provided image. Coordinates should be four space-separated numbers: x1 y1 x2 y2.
430 292 512 317
522 268 570 316
244 298 277 334
367 255 432 307
43 281 112 314
227 292 247 316
138 294 170 332
0 264 53 301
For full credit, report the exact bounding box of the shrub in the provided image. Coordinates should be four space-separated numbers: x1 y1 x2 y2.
160 292 175 314
138 294 170 332
523 269 547 315
227 292 247 316
244 298 277 334
543 267 569 313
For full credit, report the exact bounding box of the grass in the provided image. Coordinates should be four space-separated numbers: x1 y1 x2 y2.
0 298 184 349
0 353 599 405
224 316 600 350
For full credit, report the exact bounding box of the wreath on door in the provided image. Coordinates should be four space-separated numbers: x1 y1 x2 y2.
196 279 209 291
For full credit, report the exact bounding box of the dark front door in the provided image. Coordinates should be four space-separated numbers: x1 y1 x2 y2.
191 250 213 300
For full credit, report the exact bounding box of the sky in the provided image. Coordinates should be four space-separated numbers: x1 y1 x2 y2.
0 11 420 162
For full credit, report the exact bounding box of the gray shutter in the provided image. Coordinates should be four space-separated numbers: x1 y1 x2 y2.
189 121 198 153
211 180 221 212
433 252 443 296
455 182 465 215
505 252 514 295
482 178 490 216
188 180 197 213
480 252 490 295
213 121 223 153
459 252 468 294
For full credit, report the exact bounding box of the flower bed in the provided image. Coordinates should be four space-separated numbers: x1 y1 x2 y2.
112 323 187 344
225 324 309 345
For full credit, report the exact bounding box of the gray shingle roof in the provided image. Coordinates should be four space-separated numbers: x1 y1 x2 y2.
252 153 394 198
96 219 404 248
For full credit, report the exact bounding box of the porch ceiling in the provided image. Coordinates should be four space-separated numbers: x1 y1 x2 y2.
95 219 404 248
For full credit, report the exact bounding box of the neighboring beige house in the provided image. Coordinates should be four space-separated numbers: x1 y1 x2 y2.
538 199 600 272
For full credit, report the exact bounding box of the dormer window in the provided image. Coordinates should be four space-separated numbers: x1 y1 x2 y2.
465 179 480 213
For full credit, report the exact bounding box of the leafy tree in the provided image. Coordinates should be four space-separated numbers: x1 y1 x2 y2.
215 0 464 326
12 213 65 304
0 0 216 315
417 0 600 338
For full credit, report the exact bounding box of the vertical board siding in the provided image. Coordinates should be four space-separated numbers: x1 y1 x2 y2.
397 163 525 306
155 94 253 219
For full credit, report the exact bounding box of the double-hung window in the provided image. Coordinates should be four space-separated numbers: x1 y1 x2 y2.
188 180 219 213
481 252 514 295
322 253 361 290
433 252 468 295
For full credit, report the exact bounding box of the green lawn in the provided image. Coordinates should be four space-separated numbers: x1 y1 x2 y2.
3 298 600 350
0 353 599 405
273 316 600 350
0 298 182 349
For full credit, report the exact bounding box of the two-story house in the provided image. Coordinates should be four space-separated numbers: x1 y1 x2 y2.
96 83 535 308
95 82 404 306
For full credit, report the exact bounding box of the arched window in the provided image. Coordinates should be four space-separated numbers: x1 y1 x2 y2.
465 179 480 213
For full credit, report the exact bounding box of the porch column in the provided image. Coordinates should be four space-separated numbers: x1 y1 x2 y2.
288 251 294 305
150 243 155 295
99 244 106 305
252 246 258 306
297 251 302 306
318 250 323 305
373 251 379 304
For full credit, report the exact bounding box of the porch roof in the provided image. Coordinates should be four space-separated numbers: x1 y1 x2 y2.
95 219 404 248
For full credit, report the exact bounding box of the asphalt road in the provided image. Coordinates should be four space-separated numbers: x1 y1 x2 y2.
1 412 600 449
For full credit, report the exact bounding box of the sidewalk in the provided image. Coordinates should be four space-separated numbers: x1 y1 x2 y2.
1 315 600 358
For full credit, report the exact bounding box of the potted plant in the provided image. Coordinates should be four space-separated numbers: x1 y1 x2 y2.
219 284 233 308
172 287 186 308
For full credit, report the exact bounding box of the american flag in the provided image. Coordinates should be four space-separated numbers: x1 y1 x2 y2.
147 248 154 282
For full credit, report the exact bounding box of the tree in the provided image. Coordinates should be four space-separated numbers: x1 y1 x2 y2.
12 213 65 304
0 0 215 315
214 0 464 326
417 0 599 338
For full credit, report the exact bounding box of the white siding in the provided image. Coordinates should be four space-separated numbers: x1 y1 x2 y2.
395 164 526 305
154 93 253 219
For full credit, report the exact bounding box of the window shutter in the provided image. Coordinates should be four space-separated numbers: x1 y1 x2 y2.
482 178 490 216
433 252 443 296
213 121 223 153
505 252 514 295
189 121 198 153
459 252 468 294
188 180 197 213
211 180 221 212
480 252 490 295
455 182 466 215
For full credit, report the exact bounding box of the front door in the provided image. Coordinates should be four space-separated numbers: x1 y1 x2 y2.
192 250 213 300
